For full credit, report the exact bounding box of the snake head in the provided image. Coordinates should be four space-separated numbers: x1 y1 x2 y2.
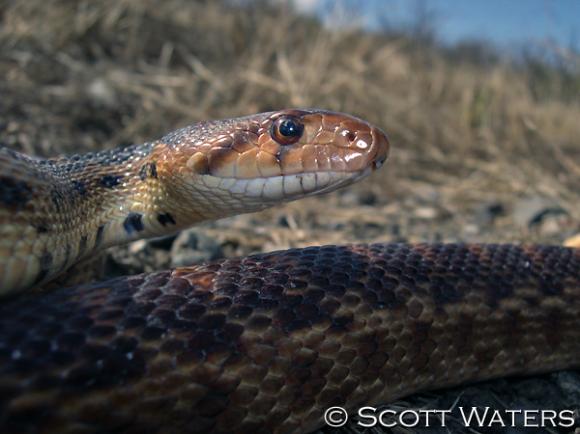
158 108 389 218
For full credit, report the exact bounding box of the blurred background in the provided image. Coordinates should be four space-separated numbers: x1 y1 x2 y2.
1 0 579 430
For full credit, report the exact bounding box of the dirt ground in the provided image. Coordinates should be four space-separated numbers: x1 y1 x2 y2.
1 0 579 432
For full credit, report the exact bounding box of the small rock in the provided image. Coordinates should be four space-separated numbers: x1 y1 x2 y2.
338 192 355 206
463 224 480 236
87 78 117 106
128 240 147 254
513 197 567 228
537 217 563 237
277 215 291 228
475 201 505 226
170 230 223 267
358 190 377 206
564 233 580 248
414 207 438 219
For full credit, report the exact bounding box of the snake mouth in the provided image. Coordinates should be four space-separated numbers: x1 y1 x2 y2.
198 167 374 202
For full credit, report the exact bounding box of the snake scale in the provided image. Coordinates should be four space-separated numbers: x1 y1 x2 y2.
0 109 578 433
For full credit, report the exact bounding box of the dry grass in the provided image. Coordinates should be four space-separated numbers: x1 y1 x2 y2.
1 0 579 225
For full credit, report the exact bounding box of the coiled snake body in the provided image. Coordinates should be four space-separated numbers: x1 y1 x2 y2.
0 109 578 433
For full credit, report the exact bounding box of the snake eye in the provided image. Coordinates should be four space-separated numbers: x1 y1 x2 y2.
271 116 304 145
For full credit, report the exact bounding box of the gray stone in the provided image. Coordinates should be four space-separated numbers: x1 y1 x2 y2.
513 196 567 228
170 229 223 267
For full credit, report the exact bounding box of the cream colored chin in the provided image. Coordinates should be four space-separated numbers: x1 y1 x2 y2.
200 168 372 201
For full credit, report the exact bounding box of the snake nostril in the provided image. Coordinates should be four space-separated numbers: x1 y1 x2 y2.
345 131 356 142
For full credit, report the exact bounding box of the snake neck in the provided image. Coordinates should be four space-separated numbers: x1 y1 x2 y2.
1 140 282 293
44 142 208 249
0 142 206 292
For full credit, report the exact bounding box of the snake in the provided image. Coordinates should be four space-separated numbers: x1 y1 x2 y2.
0 108 578 433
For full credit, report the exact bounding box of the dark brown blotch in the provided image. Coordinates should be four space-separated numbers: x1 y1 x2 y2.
228 305 253 319
72 180 87 196
539 278 564 296
157 212 176 226
34 220 49 233
33 251 53 285
69 345 146 389
95 225 105 248
100 174 123 188
161 338 186 354
139 162 158 180
59 243 72 272
79 234 88 255
196 395 229 418
121 315 146 329
123 213 144 234
330 314 354 331
199 313 226 329
49 188 64 212
246 315 272 330
88 325 117 338
0 176 32 210
141 326 165 340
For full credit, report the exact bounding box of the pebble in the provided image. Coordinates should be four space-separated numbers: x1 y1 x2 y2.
513 196 566 228
475 201 505 226
414 207 438 219
170 230 223 267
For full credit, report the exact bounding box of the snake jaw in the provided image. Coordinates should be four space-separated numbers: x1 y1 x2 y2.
192 170 358 206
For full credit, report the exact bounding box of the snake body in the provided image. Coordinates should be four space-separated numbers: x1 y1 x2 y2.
0 109 578 433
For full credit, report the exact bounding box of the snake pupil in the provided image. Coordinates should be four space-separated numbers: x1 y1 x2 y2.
279 119 301 137
272 116 304 145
